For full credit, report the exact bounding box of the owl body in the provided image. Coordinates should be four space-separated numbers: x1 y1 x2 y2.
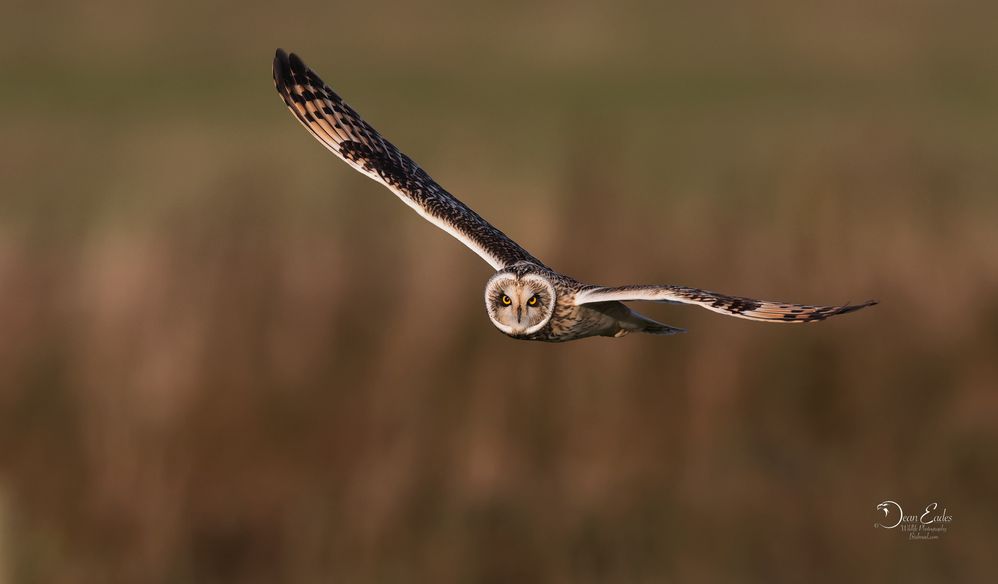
485 262 683 342
528 297 668 342
273 49 875 343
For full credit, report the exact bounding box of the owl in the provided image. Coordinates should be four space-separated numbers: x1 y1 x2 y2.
273 49 875 342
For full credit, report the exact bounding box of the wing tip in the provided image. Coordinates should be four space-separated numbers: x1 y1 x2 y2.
287 51 308 78
273 48 292 92
837 299 878 314
801 298 877 322
273 49 327 100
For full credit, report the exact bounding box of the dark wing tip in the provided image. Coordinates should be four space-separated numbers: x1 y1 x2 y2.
288 52 308 78
273 48 292 92
840 299 878 313
274 49 291 74
807 299 877 321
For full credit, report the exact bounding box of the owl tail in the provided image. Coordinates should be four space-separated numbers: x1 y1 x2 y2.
619 310 686 336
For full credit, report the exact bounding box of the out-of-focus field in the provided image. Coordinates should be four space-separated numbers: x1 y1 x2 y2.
1 1 997 582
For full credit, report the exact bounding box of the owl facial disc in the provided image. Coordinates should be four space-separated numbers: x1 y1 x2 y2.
484 272 556 336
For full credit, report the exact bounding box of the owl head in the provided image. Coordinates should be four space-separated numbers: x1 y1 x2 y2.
485 270 556 336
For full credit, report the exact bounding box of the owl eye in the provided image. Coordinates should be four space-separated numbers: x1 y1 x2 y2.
500 294 512 306
527 295 539 306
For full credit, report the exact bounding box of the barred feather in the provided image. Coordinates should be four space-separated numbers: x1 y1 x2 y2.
273 49 876 341
574 285 876 324
273 49 540 270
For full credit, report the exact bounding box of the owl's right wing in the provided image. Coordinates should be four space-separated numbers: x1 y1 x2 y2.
273 49 542 271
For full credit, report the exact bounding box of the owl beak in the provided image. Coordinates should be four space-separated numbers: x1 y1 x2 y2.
516 305 523 324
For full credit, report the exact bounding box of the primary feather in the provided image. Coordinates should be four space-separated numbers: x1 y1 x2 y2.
272 49 877 342
272 49 539 270
574 285 877 324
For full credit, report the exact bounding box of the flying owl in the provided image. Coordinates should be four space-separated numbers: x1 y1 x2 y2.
272 49 875 342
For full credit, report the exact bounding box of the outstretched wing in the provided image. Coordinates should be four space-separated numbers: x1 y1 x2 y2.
574 285 876 323
273 49 541 270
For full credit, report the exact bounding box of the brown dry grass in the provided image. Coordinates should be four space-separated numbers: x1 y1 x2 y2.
1 0 997 582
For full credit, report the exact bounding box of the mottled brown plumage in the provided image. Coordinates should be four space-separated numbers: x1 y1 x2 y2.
273 49 876 342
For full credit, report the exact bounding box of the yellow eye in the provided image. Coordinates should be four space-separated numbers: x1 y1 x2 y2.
501 295 512 306
527 295 538 306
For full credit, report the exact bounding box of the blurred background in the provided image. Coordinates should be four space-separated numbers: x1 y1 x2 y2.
2 0 997 582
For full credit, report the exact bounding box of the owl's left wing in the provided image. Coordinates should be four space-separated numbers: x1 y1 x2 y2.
272 49 542 270
574 285 876 323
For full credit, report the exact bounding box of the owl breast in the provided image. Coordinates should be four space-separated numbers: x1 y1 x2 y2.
522 291 628 342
